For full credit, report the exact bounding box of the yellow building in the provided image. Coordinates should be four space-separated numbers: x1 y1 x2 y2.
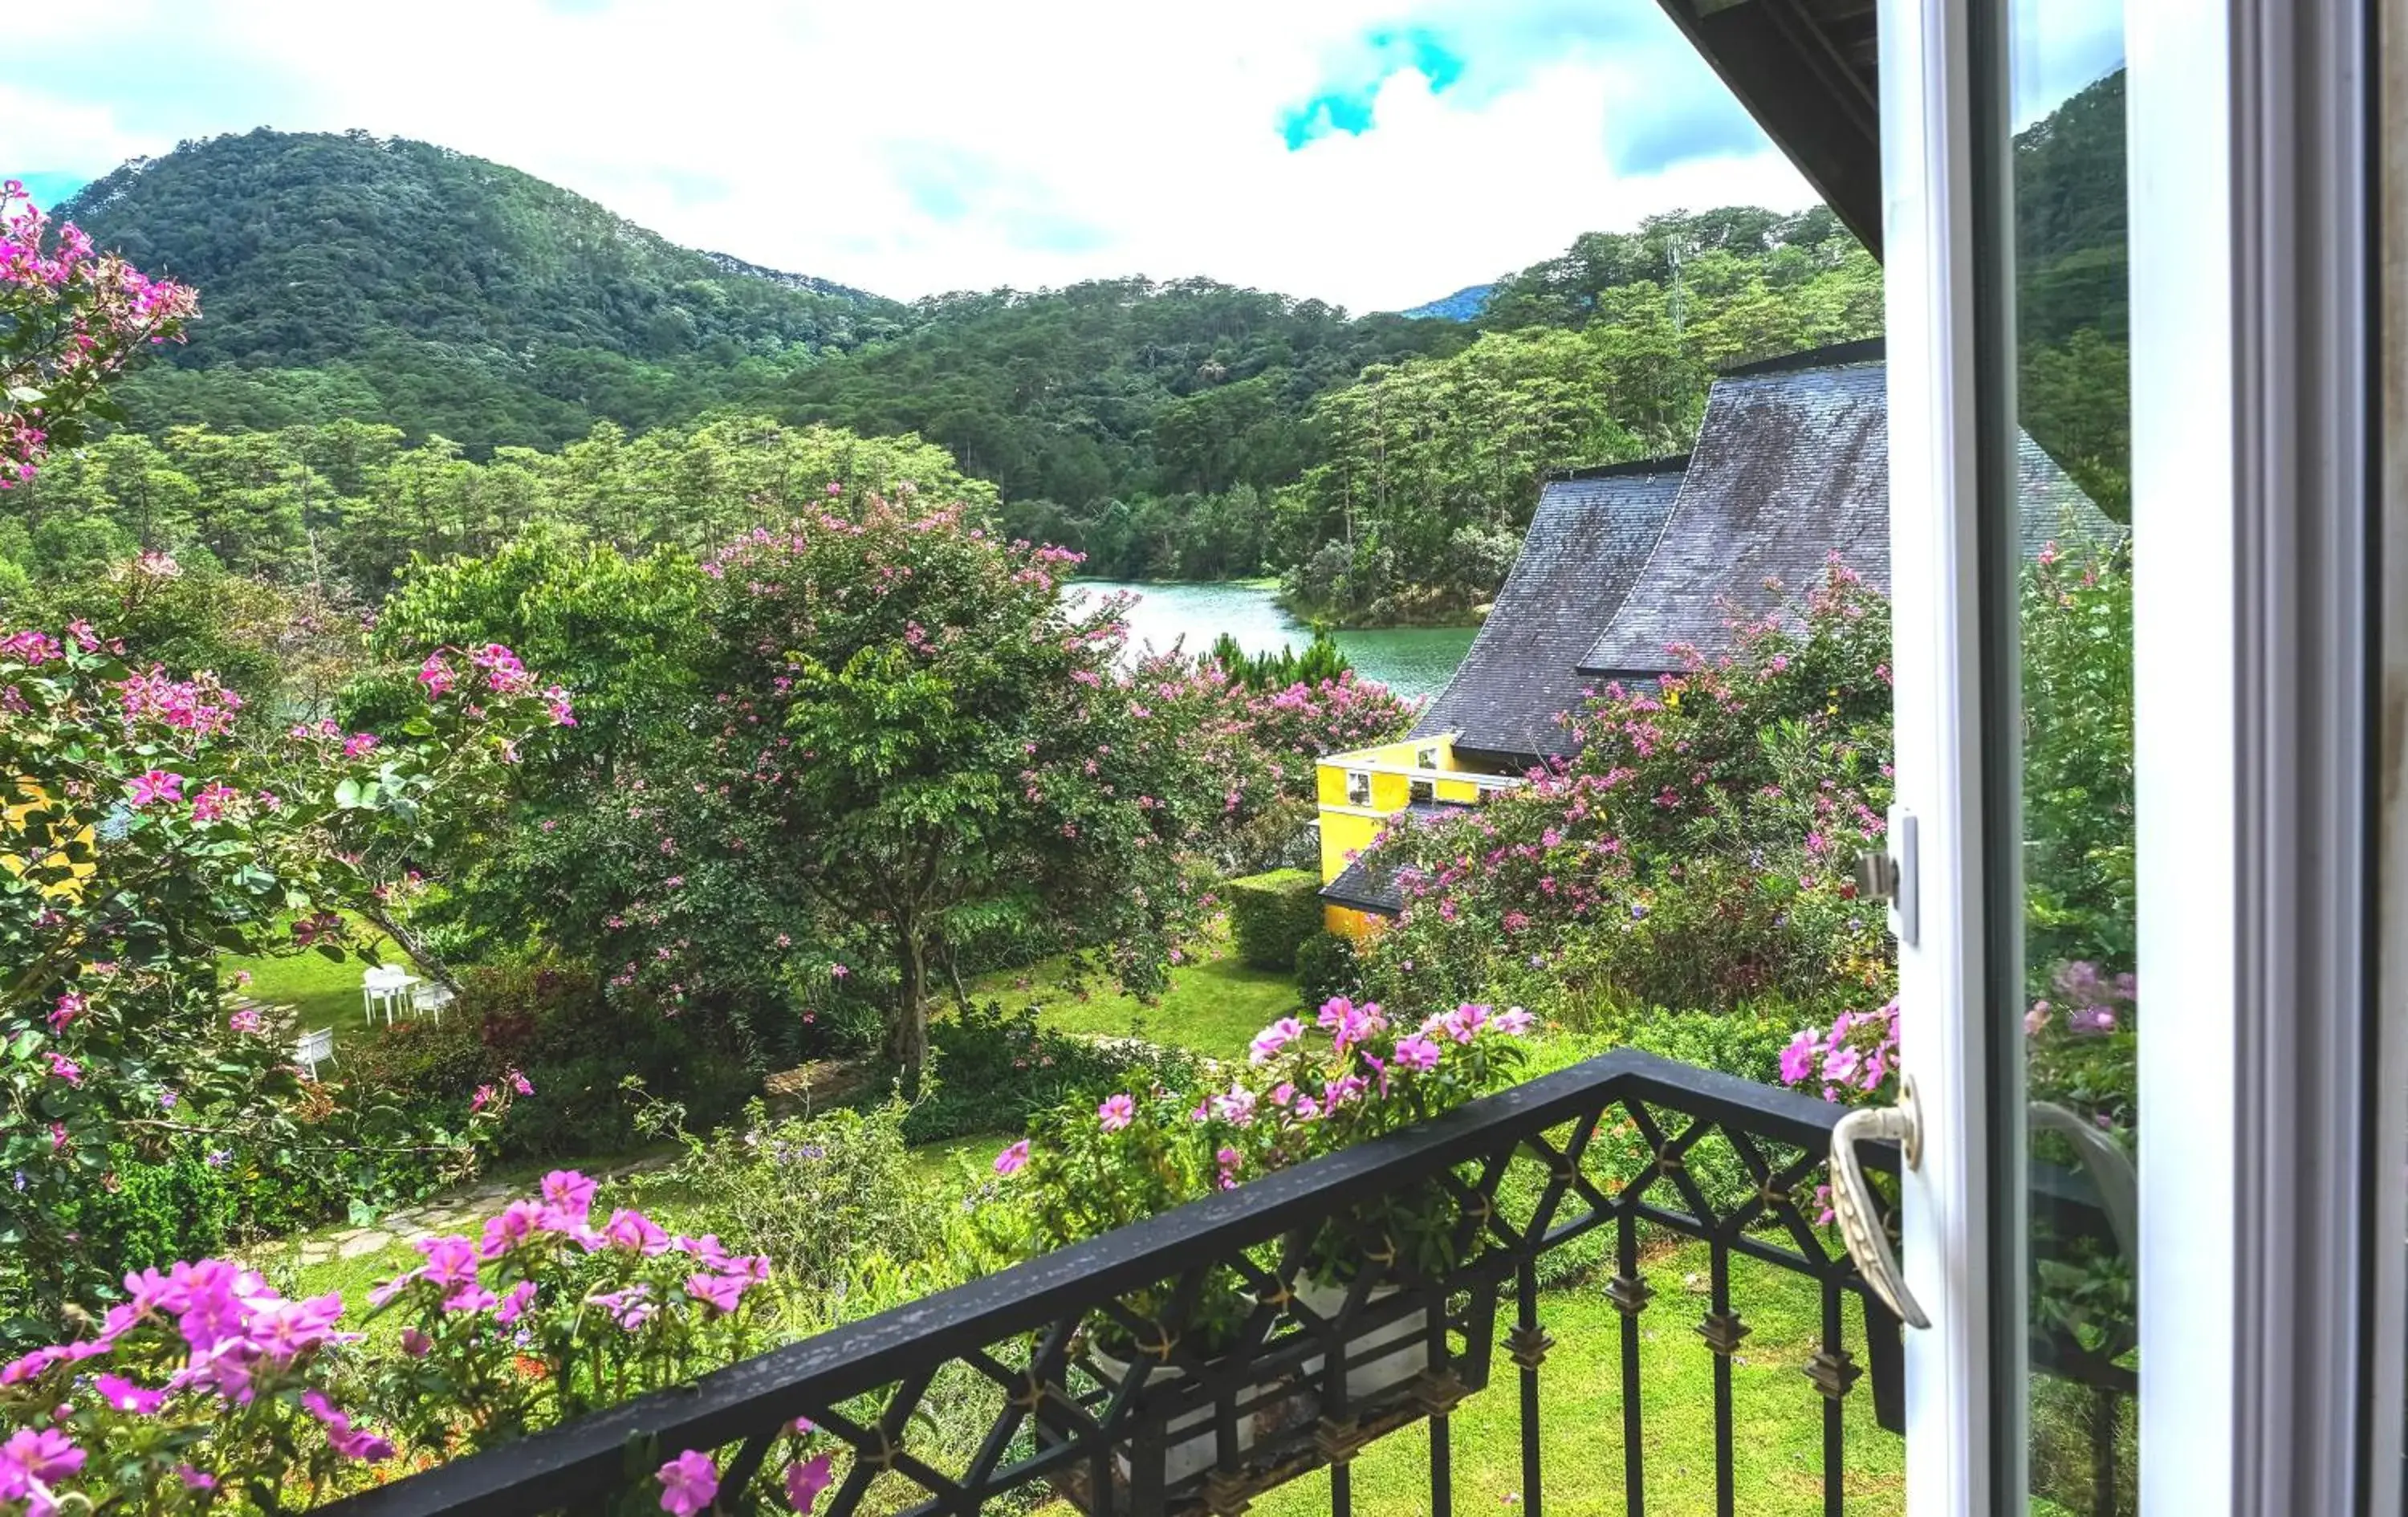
1312 734 1522 939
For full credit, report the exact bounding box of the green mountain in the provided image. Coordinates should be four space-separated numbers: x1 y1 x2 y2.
61 128 905 451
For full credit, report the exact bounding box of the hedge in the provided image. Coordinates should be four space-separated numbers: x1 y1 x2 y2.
1226 868 1325 971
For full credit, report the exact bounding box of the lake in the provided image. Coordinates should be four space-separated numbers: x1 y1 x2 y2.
1064 580 1475 700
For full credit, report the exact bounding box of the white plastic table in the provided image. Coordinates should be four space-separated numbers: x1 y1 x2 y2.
362 965 419 1026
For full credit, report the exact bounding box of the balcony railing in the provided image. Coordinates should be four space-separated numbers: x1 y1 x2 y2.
320 1049 2125 1517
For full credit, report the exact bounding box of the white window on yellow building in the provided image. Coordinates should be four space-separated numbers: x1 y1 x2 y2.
1345 771 1370 806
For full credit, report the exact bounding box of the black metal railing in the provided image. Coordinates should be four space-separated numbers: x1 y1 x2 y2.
319 1049 2120 1517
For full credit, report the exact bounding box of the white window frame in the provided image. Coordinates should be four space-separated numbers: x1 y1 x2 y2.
1344 771 1371 807
1880 0 2384 1511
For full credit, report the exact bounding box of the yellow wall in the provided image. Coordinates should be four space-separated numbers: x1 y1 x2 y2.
3 781 95 899
1312 734 1518 905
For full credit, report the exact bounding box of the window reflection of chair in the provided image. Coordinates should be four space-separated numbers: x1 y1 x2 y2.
295 1027 334 1079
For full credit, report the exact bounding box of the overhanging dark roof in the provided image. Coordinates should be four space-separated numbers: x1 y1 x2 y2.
1412 460 1688 762
1321 858 1405 917
1576 348 2122 677
1650 0 1882 257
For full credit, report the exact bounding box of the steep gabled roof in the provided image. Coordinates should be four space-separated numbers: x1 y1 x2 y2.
1576 343 2119 678
1412 458 1689 763
1579 356 1888 678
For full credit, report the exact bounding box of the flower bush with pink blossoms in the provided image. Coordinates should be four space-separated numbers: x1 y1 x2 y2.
986 995 1536 1348
2 624 567 1331
1349 557 1895 1034
0 1173 850 1515
0 182 198 487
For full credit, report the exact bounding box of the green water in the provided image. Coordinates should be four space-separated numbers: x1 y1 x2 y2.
1066 580 1474 700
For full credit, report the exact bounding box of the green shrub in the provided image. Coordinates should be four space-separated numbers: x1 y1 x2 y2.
342 957 755 1159
902 1001 1209 1145
1293 929 1363 1010
60 1144 241 1276
637 1100 947 1295
1224 868 1324 971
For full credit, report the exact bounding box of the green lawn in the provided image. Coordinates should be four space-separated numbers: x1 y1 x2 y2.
221 913 422 1038
1246 1242 1903 1517
971 925 1299 1061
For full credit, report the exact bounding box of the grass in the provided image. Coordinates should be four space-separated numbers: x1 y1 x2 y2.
221 911 420 1039
970 921 1298 1061
1245 1242 1904 1517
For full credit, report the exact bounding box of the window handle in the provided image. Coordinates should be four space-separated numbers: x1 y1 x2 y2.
1829 1073 1931 1329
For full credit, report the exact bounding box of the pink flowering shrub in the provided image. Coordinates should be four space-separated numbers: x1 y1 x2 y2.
0 181 198 487
989 996 1535 1344
359 1171 771 1454
0 1258 384 1512
2 624 564 1328
1355 559 1894 1027
1129 649 1418 870
0 1174 824 1515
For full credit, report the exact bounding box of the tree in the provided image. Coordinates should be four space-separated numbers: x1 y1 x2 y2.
0 181 197 486
696 504 1202 1084
1 617 563 1325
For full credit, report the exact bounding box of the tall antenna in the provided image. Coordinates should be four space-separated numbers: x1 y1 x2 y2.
1667 233 1696 336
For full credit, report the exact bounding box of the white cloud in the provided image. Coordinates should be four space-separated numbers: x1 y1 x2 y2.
3 0 1816 310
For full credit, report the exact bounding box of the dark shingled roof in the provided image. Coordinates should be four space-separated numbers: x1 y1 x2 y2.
1411 458 1688 764
1576 345 2118 677
1319 801 1472 917
1321 858 1405 917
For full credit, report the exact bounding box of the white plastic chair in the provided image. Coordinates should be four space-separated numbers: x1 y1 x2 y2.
295 1027 334 1079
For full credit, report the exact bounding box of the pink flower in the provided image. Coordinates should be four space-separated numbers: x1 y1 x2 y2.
684 1271 751 1313
1249 1017 1303 1065
786 1454 835 1512
494 1280 539 1325
657 1450 720 1516
1392 1035 1441 1072
0 1427 84 1491
539 1169 595 1224
1780 1029 1819 1085
301 1390 396 1462
46 992 83 1032
400 1328 433 1357
341 732 380 758
1096 1093 1136 1132
128 768 185 807
189 782 239 821
227 1007 262 1035
92 1373 165 1414
46 1052 79 1085
479 1200 547 1259
470 1084 496 1112
604 1208 673 1255
510 1068 535 1096
993 1139 1030 1176
417 655 454 697
415 1235 479 1289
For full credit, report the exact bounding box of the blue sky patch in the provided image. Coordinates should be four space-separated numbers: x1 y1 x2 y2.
7 172 89 209
1279 26 1467 149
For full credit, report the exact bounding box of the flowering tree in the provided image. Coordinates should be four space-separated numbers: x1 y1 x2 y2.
1356 558 1895 1023
0 182 197 488
1 621 565 1326
687 506 1205 1083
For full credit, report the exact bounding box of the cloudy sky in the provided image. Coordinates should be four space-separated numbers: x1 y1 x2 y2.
2 0 1828 311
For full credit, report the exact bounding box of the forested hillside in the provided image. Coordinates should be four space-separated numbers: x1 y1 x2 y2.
62 129 905 451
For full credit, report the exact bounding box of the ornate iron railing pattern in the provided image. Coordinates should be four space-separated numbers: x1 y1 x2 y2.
317 1051 1951 1517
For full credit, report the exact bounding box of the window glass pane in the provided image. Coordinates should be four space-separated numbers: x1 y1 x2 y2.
1992 2 2136 1512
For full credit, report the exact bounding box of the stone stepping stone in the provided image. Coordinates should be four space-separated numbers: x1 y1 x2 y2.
336 1229 393 1259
